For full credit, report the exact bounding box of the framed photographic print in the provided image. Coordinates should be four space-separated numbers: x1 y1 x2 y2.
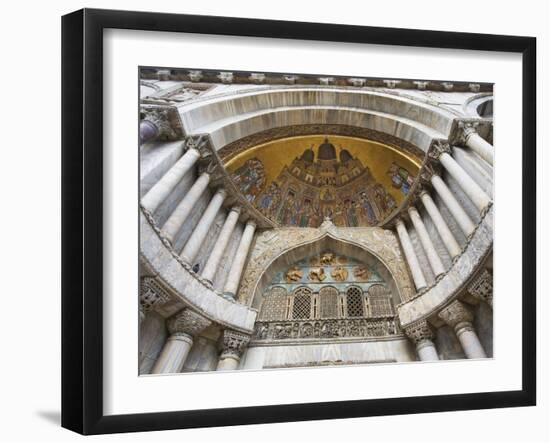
61 8 536 435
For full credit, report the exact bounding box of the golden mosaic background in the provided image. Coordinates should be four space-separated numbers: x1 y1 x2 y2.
224 135 421 204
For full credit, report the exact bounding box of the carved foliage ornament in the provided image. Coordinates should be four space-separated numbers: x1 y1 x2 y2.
139 277 170 313
220 330 251 358
427 140 452 162
468 269 493 305
167 309 212 338
404 320 434 345
141 106 180 140
438 300 474 332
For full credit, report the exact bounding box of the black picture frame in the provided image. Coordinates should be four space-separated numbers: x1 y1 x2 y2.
61 8 537 435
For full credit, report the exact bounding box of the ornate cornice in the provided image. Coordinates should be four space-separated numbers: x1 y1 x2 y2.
140 67 494 93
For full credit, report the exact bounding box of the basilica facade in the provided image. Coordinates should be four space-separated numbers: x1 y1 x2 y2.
138 69 493 373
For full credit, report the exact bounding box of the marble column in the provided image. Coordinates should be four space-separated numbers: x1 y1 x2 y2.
161 172 211 244
180 188 227 264
151 309 211 374
201 206 241 284
439 151 492 212
420 190 462 259
438 300 487 359
139 277 168 325
404 320 439 361
141 147 201 213
408 206 446 278
430 174 476 237
461 124 494 166
223 220 257 299
395 218 427 291
216 330 250 371
139 119 158 144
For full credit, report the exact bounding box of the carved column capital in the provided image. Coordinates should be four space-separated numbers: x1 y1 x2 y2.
454 120 481 145
140 106 181 141
468 269 493 306
438 300 474 333
404 320 435 345
139 277 170 314
184 134 210 157
427 140 452 162
220 330 250 359
167 309 212 339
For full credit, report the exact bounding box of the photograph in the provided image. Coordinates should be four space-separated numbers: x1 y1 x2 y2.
138 67 494 374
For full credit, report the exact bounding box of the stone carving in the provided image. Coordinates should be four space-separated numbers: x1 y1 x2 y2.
139 277 170 313
249 73 266 84
428 139 452 161
238 222 415 306
331 266 348 281
220 330 250 358
438 300 474 332
353 265 370 281
218 71 234 84
320 252 335 265
188 70 203 82
284 266 303 282
468 269 493 306
254 318 399 341
140 106 181 141
404 320 434 345
308 267 326 282
167 309 212 338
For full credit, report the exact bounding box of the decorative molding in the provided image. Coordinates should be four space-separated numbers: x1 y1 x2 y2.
140 67 494 93
254 318 399 341
167 309 212 338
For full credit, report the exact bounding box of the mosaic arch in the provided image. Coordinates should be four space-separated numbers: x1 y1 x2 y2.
225 135 420 227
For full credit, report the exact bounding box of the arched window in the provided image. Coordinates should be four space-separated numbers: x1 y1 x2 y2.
292 287 312 319
346 286 364 317
367 284 394 317
259 286 288 321
319 286 339 318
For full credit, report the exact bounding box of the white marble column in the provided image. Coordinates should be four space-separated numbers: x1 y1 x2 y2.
216 330 250 371
404 320 439 361
438 300 487 359
201 206 241 284
395 218 427 291
161 172 211 244
180 188 227 264
223 220 257 299
151 309 211 374
430 174 476 237
141 147 201 213
420 190 462 259
408 206 446 278
461 124 494 166
439 152 492 212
